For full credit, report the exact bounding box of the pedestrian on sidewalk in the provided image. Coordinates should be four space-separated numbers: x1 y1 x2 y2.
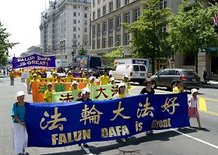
188 88 202 128
11 91 29 155
203 68 208 84
9 70 15 86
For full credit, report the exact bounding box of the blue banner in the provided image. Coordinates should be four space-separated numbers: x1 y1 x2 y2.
26 93 190 147
12 54 56 69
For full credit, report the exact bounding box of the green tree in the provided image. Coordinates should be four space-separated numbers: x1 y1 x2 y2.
124 0 172 74
0 22 17 65
78 48 87 55
168 0 218 72
103 47 124 67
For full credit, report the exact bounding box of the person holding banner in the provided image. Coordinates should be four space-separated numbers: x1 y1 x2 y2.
11 91 29 155
77 88 92 148
140 78 155 135
123 75 131 95
44 83 54 103
65 71 74 82
69 80 79 91
172 80 184 93
87 76 96 87
113 82 128 143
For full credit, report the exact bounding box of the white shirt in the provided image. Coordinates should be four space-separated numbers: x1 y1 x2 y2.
189 96 198 108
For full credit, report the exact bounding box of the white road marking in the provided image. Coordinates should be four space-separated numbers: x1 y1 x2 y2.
23 83 27 88
171 129 218 150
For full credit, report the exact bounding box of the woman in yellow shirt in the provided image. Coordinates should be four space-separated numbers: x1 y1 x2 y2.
68 81 79 91
87 76 96 87
44 83 54 103
172 80 184 93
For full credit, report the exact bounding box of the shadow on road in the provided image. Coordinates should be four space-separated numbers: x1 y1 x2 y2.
41 128 198 155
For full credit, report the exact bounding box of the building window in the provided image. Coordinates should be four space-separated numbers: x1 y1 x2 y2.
116 0 121 9
102 21 107 34
93 0 95 7
92 25 96 36
73 12 77 17
73 26 77 31
134 8 141 21
103 5 106 15
102 38 106 48
160 0 167 9
93 11 95 20
124 12 130 23
116 15 121 29
109 1 113 13
97 8 101 18
84 27 87 33
115 35 121 46
97 24 101 35
92 40 95 49
73 19 77 24
108 36 113 47
84 7 88 10
124 0 129 5
97 39 100 49
84 13 87 18
124 33 130 45
108 19 114 32
73 34 76 38
84 20 87 25
97 0 101 4
73 5 77 9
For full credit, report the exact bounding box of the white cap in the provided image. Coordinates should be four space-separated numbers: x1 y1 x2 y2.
123 74 129 79
191 88 198 95
110 77 115 81
71 80 79 85
81 88 91 95
47 82 52 86
89 76 96 81
16 91 25 97
118 82 126 88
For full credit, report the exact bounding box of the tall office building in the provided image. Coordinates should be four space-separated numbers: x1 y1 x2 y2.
40 0 91 66
90 0 182 57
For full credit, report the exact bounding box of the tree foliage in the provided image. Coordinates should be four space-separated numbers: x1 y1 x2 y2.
168 0 218 55
103 47 124 67
124 0 172 74
0 22 17 65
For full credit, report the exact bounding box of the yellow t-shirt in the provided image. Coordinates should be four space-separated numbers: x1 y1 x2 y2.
100 75 110 85
65 76 73 82
68 86 79 91
44 90 54 103
118 93 126 98
172 86 183 94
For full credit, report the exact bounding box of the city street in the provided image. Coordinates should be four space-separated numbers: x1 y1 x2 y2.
1 77 218 155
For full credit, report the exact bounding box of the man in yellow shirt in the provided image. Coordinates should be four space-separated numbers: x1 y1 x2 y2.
68 80 79 91
44 83 54 103
65 71 74 82
100 71 110 85
172 80 184 93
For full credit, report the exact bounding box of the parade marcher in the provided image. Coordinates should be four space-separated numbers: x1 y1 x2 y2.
188 88 202 128
122 75 131 95
140 78 155 95
11 91 29 155
9 70 15 86
55 74 63 83
77 88 92 148
113 82 128 143
65 71 74 82
172 80 184 93
87 76 96 87
44 83 54 103
68 80 79 91
140 78 155 135
100 71 110 85
29 73 40 94
203 68 208 84
110 77 115 85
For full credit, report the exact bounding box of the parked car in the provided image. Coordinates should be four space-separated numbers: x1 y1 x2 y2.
150 68 201 90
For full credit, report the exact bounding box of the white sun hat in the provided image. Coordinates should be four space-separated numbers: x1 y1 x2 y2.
191 88 198 95
81 87 91 95
16 91 25 97
71 80 79 85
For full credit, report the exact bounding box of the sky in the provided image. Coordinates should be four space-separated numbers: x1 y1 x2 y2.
0 0 49 57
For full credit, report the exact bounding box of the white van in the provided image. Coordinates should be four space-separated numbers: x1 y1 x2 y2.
109 64 147 84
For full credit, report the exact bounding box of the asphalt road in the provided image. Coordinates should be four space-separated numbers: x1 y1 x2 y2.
0 78 218 155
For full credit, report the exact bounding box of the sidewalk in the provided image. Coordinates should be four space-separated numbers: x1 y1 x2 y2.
202 80 218 89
